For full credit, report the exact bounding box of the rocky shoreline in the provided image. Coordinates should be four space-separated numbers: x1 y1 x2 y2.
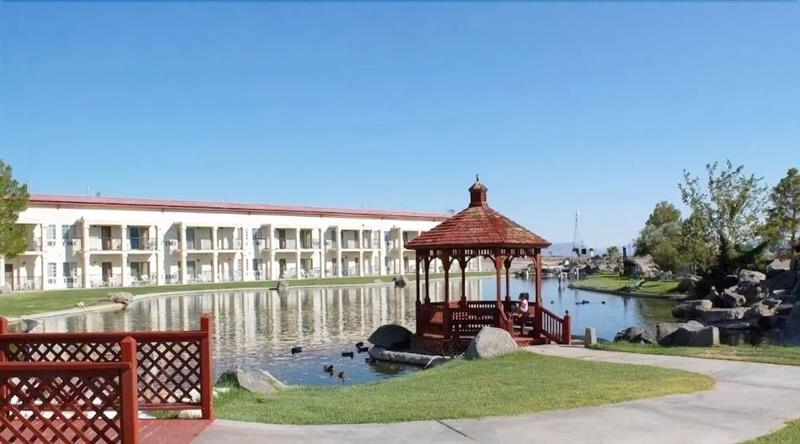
616 267 800 347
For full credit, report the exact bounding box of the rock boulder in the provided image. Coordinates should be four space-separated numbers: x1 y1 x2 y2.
721 288 747 308
676 275 703 294
216 368 289 395
108 292 134 306
0 285 11 294
465 327 518 359
697 306 748 323
783 303 800 346
670 321 719 347
368 324 413 350
393 275 407 288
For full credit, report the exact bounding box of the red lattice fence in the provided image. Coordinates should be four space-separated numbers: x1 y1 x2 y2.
0 337 139 444
0 315 215 443
0 315 214 419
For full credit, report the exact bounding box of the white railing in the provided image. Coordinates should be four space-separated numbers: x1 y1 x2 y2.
126 238 157 251
89 274 123 288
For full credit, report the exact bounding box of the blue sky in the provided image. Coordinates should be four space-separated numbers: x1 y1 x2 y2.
1 2 798 247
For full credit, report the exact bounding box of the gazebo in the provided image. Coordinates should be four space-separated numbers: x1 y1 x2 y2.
406 178 571 351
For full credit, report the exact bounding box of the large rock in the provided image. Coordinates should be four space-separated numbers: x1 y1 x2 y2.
393 275 407 288
697 306 748 323
670 321 719 347
783 303 800 346
217 368 289 395
721 288 747 308
767 258 791 275
722 274 739 289
108 292 134 306
465 327 518 359
0 284 11 294
737 270 767 303
368 324 413 350
763 271 799 293
655 323 685 345
676 275 702 294
368 346 448 368
745 299 781 319
672 299 713 319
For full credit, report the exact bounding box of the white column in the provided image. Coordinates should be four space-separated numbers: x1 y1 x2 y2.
398 228 404 274
358 251 364 276
155 225 163 285
121 224 127 251
319 228 325 278
477 256 483 272
335 226 342 278
269 225 276 280
295 228 301 278
240 227 246 281
121 253 129 287
82 220 90 288
212 227 218 282
378 230 386 276
179 223 187 285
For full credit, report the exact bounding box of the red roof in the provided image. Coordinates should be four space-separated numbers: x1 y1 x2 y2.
405 179 551 249
27 194 449 221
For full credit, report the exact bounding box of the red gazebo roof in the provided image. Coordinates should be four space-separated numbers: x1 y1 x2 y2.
406 178 551 250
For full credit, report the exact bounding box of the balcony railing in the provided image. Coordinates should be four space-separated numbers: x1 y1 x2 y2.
130 273 157 286
187 271 214 284
216 271 242 283
63 276 80 288
88 238 124 251
253 238 269 250
127 238 157 251
276 239 297 250
325 239 337 250
4 276 43 291
62 238 82 250
23 239 42 252
186 239 213 250
89 274 123 288
217 239 242 250
342 240 359 249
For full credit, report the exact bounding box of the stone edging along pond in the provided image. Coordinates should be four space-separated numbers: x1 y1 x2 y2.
6 273 495 324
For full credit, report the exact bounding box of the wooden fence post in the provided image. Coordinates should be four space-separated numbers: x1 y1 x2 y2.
562 311 572 345
0 317 7 418
120 336 139 444
200 314 215 420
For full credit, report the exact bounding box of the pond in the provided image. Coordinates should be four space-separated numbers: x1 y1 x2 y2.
36 277 674 386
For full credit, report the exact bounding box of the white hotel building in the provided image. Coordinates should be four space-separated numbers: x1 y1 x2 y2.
1 195 470 292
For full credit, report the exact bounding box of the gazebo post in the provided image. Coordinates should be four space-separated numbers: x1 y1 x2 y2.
442 251 451 339
415 251 421 305
534 248 542 306
460 252 467 305
494 254 503 303
504 256 513 302
424 256 431 304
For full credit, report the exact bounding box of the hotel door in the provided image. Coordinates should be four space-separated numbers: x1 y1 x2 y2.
101 226 112 250
4 264 12 290
101 262 112 284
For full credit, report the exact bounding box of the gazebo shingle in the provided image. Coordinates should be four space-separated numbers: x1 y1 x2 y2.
405 178 551 250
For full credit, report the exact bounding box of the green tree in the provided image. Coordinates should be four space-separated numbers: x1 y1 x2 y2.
634 202 685 272
0 160 30 259
763 167 800 260
679 160 766 273
605 246 620 261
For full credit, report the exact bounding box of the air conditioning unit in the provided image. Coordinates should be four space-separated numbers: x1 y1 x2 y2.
47 278 58 285
63 239 77 246
46 240 57 247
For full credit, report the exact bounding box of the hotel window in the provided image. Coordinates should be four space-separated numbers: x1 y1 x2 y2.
62 224 77 240
252 259 263 271
62 262 77 277
46 224 57 240
47 263 57 278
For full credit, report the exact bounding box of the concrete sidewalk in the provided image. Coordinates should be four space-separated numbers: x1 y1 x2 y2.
193 346 800 444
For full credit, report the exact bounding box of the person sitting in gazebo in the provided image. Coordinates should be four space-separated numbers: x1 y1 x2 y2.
511 293 530 334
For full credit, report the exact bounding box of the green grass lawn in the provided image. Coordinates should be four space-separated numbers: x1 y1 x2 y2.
593 343 800 367
214 351 713 425
0 272 494 318
572 274 680 296
745 419 800 444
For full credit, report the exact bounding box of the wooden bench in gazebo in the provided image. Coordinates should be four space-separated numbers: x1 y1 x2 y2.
406 177 571 352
